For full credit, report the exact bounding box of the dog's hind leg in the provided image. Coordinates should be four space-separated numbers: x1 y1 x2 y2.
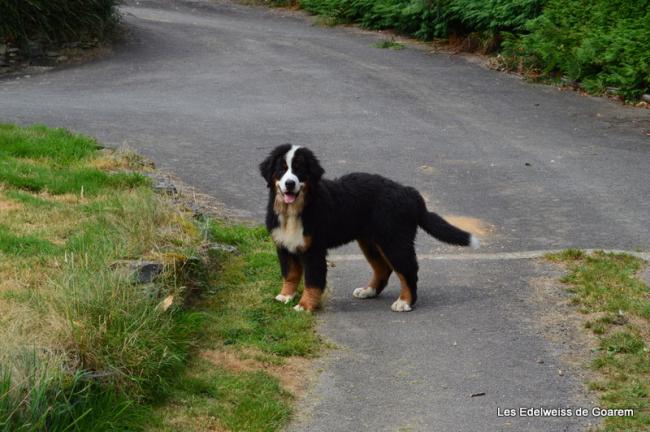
375 241 418 312
276 248 302 303
353 240 392 299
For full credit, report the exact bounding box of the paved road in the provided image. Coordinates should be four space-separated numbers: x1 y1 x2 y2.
2 0 649 430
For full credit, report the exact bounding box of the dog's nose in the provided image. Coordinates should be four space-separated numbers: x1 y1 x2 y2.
285 180 296 191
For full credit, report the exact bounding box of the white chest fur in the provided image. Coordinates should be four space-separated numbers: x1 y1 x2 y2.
271 215 306 253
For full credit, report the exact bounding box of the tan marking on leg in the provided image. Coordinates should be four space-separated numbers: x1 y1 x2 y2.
357 240 392 292
375 246 394 271
396 272 413 305
280 259 302 297
297 286 322 311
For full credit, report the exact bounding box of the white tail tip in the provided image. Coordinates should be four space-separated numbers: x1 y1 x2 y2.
470 235 480 249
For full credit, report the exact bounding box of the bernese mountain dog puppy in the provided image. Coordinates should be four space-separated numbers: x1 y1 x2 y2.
259 144 479 312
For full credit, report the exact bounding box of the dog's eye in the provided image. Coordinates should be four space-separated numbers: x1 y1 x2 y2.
282 161 288 169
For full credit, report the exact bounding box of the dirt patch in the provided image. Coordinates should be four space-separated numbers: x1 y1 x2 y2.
201 348 312 397
526 265 600 420
161 412 227 432
529 274 599 366
0 198 21 213
444 215 493 237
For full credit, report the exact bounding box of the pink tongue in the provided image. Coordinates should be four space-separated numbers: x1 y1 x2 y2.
283 193 296 204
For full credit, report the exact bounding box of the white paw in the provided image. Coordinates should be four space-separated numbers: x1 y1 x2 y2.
352 287 377 299
391 299 412 312
293 304 305 312
275 293 296 303
470 235 480 249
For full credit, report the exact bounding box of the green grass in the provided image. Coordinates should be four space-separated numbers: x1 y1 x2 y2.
0 124 320 431
374 38 405 49
0 124 204 430
150 221 321 431
0 225 59 256
549 250 650 431
150 359 292 432
0 124 147 196
204 222 320 357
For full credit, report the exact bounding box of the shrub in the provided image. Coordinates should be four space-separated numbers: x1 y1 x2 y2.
0 0 121 48
298 0 544 40
503 0 650 100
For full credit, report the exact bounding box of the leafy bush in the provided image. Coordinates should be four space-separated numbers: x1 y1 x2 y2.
447 0 544 33
503 0 650 100
0 0 120 48
297 0 544 39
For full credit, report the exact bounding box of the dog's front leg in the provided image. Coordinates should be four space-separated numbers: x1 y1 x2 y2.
275 247 303 303
294 249 327 312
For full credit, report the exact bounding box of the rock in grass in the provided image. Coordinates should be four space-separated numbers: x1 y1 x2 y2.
131 261 164 283
642 94 650 103
111 260 164 283
145 173 178 195
208 242 238 253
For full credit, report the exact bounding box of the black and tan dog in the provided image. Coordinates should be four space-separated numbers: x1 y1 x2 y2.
259 144 479 312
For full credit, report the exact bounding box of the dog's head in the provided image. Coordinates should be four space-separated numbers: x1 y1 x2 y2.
259 144 324 205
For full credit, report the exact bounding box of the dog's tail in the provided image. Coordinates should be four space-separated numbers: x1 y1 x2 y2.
417 196 480 249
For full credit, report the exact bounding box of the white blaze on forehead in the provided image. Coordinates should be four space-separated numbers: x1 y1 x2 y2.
279 145 302 193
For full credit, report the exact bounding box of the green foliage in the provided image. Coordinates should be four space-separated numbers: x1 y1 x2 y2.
0 0 120 47
299 0 543 39
502 0 650 99
374 38 405 49
447 0 544 33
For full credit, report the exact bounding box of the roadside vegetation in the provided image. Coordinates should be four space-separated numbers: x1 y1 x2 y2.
151 221 320 431
275 0 649 101
548 250 650 431
0 124 320 431
0 0 120 49
374 38 404 50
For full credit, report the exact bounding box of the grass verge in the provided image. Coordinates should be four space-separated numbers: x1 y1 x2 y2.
0 124 321 431
548 249 650 431
149 221 321 431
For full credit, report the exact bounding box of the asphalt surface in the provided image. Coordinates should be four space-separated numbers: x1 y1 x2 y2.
1 0 649 430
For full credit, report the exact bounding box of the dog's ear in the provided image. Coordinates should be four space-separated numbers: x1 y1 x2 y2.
302 148 325 184
259 144 292 187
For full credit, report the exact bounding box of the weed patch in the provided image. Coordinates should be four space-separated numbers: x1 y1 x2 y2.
0 124 203 430
374 38 405 49
549 250 650 430
0 124 320 431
